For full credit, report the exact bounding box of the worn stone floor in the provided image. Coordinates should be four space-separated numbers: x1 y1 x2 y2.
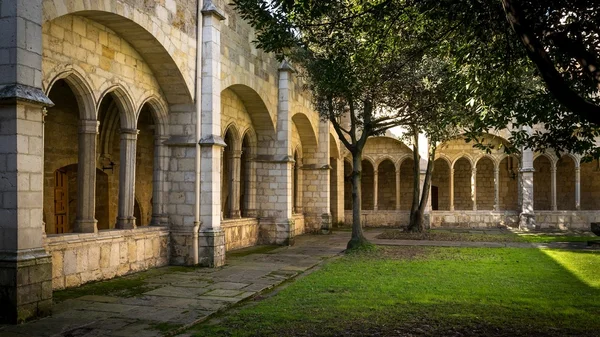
2 228 598 337
0 232 349 337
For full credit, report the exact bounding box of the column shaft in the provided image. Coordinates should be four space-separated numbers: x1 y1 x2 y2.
373 169 379 211
117 129 138 229
151 136 169 226
75 120 99 233
551 166 557 211
575 166 581 210
471 167 477 211
395 169 401 210
519 142 536 229
450 168 455 211
230 151 242 218
494 166 500 211
245 158 258 217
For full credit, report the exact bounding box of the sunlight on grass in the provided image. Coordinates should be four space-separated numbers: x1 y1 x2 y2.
542 249 600 288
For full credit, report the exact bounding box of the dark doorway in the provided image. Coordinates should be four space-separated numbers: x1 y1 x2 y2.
432 186 439 211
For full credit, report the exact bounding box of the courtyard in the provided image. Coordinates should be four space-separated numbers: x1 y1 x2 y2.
2 229 599 337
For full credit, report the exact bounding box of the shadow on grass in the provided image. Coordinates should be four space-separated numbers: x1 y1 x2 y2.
187 246 600 337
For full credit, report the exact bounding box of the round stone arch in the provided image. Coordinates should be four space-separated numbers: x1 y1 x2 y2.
375 155 398 172
42 4 194 104
330 133 340 160
474 154 498 169
45 66 97 120
292 112 318 158
136 95 169 136
241 127 258 157
223 84 276 141
451 154 475 169
97 84 136 129
223 123 242 152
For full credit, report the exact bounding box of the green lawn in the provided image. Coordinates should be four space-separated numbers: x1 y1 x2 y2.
188 246 600 337
377 230 597 243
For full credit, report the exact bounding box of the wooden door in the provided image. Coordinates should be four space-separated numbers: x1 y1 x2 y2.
431 185 439 211
54 170 68 234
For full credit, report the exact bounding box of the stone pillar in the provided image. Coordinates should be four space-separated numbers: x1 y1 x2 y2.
494 165 500 211
0 0 53 323
519 145 536 229
74 120 99 233
449 167 455 211
151 135 169 226
373 167 379 211
230 150 242 218
575 165 581 210
116 129 138 229
471 167 477 211
244 157 258 217
395 169 401 210
334 157 345 224
295 157 303 214
551 164 557 211
198 1 226 267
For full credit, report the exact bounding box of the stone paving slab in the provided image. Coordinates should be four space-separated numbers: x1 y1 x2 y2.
0 232 349 337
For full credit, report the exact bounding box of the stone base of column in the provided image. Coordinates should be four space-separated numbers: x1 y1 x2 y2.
320 213 332 234
116 217 136 229
0 249 52 324
198 229 226 268
244 209 258 218
74 219 98 233
275 219 296 246
519 213 536 231
150 214 169 226
230 210 241 219
170 226 199 266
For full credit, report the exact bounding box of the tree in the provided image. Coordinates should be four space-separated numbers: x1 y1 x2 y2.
231 0 467 248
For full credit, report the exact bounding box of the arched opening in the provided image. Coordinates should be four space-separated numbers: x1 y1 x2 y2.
399 159 415 211
95 169 110 230
221 128 237 219
557 155 576 210
134 198 142 226
476 157 495 210
533 156 552 210
377 160 396 210
43 79 80 234
432 159 450 211
499 156 519 211
453 158 473 210
344 160 352 210
580 159 600 210
240 135 249 217
361 160 375 210
134 104 156 226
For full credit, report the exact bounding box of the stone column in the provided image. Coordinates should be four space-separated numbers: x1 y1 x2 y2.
74 120 99 233
334 157 345 224
551 164 557 211
295 157 303 214
229 150 242 218
151 135 169 226
198 1 226 267
0 0 53 323
373 167 379 211
116 129 138 229
519 144 536 229
244 157 258 217
575 165 581 210
471 167 477 211
494 165 500 211
449 167 455 211
395 169 401 210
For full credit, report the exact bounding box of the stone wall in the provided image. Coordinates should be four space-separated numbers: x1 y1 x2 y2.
453 158 473 210
556 156 575 210
344 210 410 227
430 211 519 228
535 211 599 230
533 156 552 210
399 159 414 210
377 160 396 210
361 161 375 210
432 159 450 210
222 218 259 251
580 161 600 210
499 157 519 210
45 227 169 290
476 157 494 210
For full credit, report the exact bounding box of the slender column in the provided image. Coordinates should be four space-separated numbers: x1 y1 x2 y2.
151 135 169 226
494 166 500 211
471 167 477 211
519 141 536 229
551 164 557 211
295 157 303 214
230 150 242 218
449 167 455 211
244 157 258 217
0 0 54 323
116 129 138 229
74 120 100 233
395 169 401 210
373 168 379 211
575 165 581 210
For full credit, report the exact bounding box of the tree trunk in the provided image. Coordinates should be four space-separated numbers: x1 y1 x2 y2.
408 130 421 232
412 146 436 232
348 149 369 249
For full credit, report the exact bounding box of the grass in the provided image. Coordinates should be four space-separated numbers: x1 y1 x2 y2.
187 246 600 337
376 229 597 243
53 265 199 303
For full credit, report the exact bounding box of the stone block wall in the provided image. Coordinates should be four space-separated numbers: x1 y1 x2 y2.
45 227 169 290
535 211 598 230
499 157 519 210
222 218 259 251
475 158 494 210
533 156 552 210
453 158 473 210
556 157 575 210
580 161 600 210
432 159 450 210
377 161 396 210
344 210 410 227
430 211 520 228
399 160 414 210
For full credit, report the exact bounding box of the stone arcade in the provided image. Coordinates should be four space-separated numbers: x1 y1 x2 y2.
0 0 597 323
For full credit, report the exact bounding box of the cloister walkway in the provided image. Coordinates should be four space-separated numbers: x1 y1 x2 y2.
1 229 597 337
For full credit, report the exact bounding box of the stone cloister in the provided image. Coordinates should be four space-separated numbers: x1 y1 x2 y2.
0 0 598 324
